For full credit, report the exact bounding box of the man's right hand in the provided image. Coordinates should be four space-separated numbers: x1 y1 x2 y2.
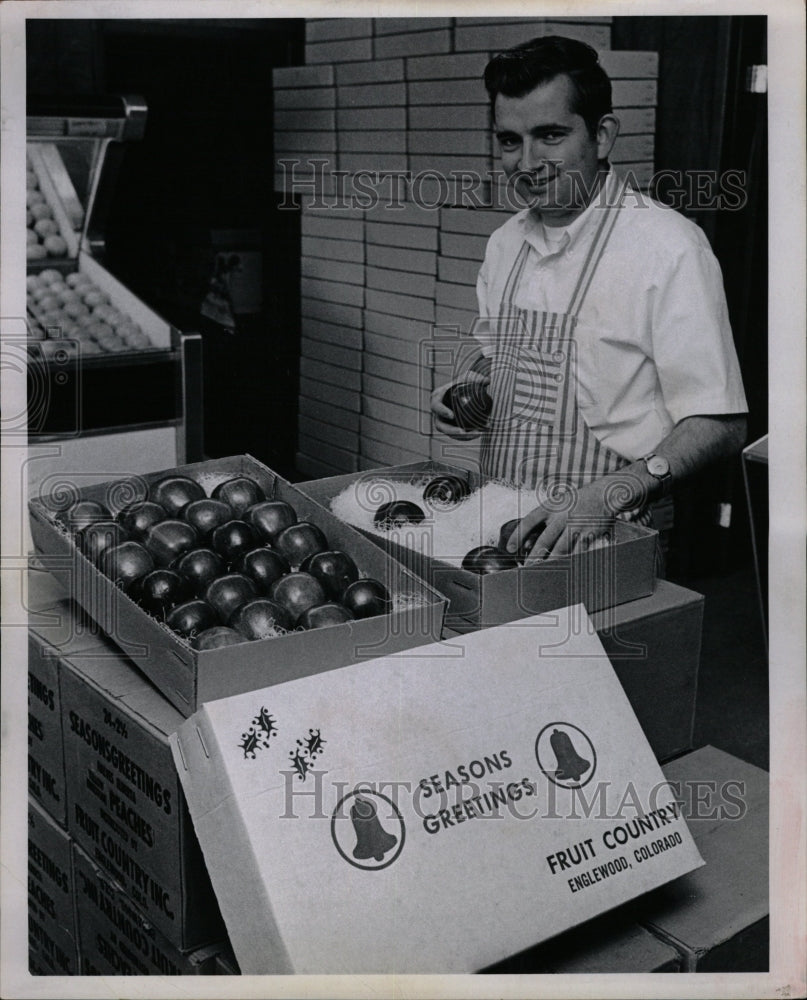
431 374 490 440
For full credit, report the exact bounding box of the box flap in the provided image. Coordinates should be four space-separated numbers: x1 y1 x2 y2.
172 605 704 974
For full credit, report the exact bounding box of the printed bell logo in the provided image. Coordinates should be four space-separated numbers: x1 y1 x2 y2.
351 795 398 862
550 728 591 783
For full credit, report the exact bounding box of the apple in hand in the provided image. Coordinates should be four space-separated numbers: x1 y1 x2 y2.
461 545 519 574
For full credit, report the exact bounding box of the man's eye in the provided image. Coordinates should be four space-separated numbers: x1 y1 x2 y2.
542 132 564 143
497 136 520 150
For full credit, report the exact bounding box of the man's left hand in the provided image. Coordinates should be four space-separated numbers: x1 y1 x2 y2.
504 478 618 561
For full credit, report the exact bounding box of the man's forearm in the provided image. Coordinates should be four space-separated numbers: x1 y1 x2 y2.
605 414 748 512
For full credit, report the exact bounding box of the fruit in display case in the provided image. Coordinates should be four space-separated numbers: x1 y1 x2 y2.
133 569 190 618
211 520 258 564
231 599 294 640
145 520 199 567
235 547 290 594
193 626 244 650
149 476 205 517
274 522 328 569
173 548 226 597
182 499 233 543
297 602 354 630
342 579 392 619
212 477 266 518
116 501 167 541
245 500 297 543
299 550 359 600
422 475 471 510
100 541 155 592
269 572 327 621
56 499 111 534
77 520 128 564
373 500 427 529
461 546 519 574
166 600 218 639
205 573 258 624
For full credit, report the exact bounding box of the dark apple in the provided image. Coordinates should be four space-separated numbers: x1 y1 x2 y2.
231 599 294 640
342 578 392 619
172 548 225 596
204 573 257 624
100 541 154 591
246 500 298 543
274 522 329 569
145 519 198 567
193 626 244 651
373 501 426 529
56 499 111 534
77 520 127 564
461 545 519 574
211 476 265 517
497 518 544 563
133 569 189 617
211 520 258 564
269 572 326 621
299 550 359 600
423 475 471 510
166 599 218 639
235 547 290 594
182 498 233 543
443 379 492 431
116 501 167 541
149 475 205 517
297 602 354 630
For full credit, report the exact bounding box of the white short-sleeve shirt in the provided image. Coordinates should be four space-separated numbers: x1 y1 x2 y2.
476 170 748 461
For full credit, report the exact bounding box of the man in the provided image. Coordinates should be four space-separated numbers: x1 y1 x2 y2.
431 35 747 561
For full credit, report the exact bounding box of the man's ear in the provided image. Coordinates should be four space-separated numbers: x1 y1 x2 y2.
596 114 620 160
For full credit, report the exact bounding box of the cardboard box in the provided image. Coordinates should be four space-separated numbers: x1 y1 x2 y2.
72 845 222 975
57 609 225 950
640 745 769 972
28 627 68 826
29 455 446 717
446 581 703 764
28 798 79 976
171 605 703 974
298 461 658 630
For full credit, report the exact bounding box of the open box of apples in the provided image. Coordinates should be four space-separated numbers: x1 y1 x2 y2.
28 456 446 716
298 461 659 632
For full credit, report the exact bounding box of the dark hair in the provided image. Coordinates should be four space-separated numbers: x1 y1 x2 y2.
484 35 613 137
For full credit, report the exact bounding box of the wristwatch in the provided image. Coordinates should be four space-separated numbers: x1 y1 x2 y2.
643 453 672 495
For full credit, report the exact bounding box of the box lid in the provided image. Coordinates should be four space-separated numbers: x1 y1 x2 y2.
171 604 704 974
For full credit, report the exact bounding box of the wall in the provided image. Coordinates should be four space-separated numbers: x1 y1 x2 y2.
273 17 658 478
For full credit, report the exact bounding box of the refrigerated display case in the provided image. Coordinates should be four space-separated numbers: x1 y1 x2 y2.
25 94 203 497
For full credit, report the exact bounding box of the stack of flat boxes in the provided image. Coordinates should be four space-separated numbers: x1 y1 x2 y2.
26 569 233 976
273 17 658 478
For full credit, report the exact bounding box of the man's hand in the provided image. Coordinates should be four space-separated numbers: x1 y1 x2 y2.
431 372 490 440
504 478 618 561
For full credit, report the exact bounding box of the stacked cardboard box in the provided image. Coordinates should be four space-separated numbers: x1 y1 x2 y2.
275 17 659 477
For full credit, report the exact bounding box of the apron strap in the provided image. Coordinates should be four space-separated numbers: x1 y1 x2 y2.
565 176 629 319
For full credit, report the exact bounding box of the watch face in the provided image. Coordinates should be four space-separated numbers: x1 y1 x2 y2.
647 455 670 477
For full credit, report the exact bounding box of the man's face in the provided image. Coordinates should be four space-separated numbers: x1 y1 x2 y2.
494 74 610 225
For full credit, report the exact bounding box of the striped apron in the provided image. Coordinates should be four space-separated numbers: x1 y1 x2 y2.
480 181 654 526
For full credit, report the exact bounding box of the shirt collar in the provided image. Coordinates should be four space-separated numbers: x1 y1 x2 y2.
517 168 621 258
